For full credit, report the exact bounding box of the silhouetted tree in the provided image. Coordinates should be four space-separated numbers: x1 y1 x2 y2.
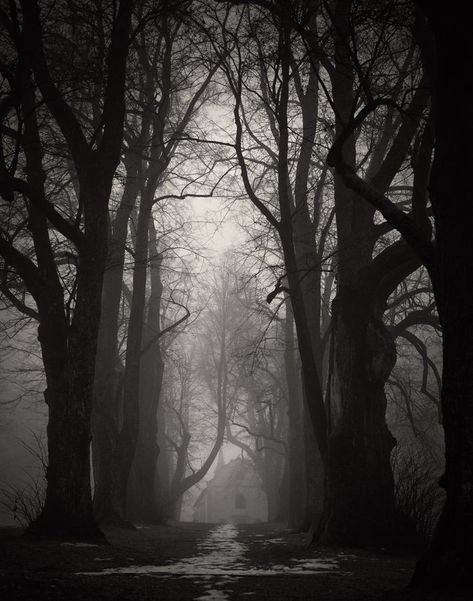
92 4 218 524
311 0 432 546
0 0 133 538
327 0 473 590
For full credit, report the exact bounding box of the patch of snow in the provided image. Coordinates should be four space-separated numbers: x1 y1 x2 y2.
61 542 99 548
290 558 339 571
195 587 230 601
79 524 247 579
78 563 341 577
78 523 343 584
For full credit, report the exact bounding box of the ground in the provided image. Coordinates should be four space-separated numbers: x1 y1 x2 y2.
0 522 466 600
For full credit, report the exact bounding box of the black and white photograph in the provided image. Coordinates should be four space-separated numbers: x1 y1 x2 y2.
0 1 470 599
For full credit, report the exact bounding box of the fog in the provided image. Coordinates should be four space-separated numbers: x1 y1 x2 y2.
1 1 471 599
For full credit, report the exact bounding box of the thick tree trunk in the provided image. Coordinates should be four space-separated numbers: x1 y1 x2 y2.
319 0 405 547
319 286 397 546
17 0 133 539
32 367 100 539
411 6 473 589
13 74 102 539
31 251 107 539
412 304 473 587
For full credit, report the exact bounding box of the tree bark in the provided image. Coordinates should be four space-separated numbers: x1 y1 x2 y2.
316 0 429 546
127 220 165 523
93 158 141 524
319 282 397 545
33 310 102 539
276 21 328 461
106 194 152 523
15 0 134 538
284 302 308 529
411 5 473 589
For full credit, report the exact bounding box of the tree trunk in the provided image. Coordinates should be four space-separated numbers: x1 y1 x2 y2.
162 431 191 520
412 297 473 587
109 196 152 522
17 0 133 538
319 286 397 546
318 0 402 546
284 300 308 530
93 170 140 524
272 21 328 461
411 6 473 588
156 399 171 522
412 292 473 587
17 77 102 538
277 454 289 523
303 407 325 532
32 356 100 539
263 468 282 522
31 247 107 539
128 222 164 523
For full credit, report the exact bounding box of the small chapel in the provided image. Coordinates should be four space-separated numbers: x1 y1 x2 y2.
193 456 268 524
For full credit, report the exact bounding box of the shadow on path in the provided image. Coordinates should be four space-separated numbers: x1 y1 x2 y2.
0 522 445 600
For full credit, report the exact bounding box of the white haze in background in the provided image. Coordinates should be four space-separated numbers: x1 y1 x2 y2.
189 195 244 256
180 194 247 498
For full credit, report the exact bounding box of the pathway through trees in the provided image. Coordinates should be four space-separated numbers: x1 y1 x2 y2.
0 523 426 600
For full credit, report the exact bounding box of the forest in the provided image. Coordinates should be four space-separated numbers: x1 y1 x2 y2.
0 1 472 600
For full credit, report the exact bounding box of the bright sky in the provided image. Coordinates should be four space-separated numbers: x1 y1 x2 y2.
189 195 244 256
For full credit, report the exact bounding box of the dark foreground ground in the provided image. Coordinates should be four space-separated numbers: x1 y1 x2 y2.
0 522 466 600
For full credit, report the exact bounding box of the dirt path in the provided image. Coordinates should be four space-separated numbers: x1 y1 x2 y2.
0 522 447 600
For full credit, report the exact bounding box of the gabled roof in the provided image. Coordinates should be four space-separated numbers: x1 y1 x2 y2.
208 457 261 489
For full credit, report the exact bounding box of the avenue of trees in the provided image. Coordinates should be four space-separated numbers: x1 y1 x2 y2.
0 0 471 593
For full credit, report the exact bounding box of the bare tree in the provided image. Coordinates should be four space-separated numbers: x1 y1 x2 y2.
324 0 473 589
0 0 133 538
92 5 219 524
156 262 240 519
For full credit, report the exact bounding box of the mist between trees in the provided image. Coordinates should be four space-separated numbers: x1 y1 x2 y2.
0 0 471 595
